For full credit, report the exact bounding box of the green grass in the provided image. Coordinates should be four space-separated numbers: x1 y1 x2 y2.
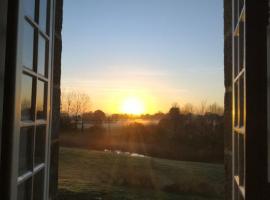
58 147 224 200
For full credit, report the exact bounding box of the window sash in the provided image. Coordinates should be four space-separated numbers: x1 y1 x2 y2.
9 0 55 199
232 0 246 199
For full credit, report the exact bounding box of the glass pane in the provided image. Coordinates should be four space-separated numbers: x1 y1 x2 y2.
239 134 245 186
36 80 46 119
233 182 240 200
233 0 238 28
33 170 44 200
35 126 46 166
24 0 35 19
22 22 34 70
234 132 239 176
239 77 244 127
49 142 58 196
234 82 239 126
21 74 33 121
39 0 48 32
17 178 32 200
19 127 34 176
239 0 244 16
239 22 244 71
234 36 239 78
37 35 46 76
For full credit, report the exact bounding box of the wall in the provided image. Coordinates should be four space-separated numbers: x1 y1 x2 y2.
223 1 232 200
268 0 270 184
0 0 8 169
50 0 63 199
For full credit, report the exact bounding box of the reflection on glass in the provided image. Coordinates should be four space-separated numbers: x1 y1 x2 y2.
17 178 32 200
38 35 46 76
239 77 244 126
33 170 44 200
19 127 34 176
22 22 34 70
24 0 35 19
21 74 33 121
39 0 48 32
35 126 46 166
37 80 46 119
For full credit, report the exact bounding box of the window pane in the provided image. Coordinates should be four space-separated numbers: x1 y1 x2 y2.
37 80 46 119
234 132 239 176
39 0 48 32
239 22 245 71
33 170 44 200
21 74 33 121
22 22 34 70
239 77 244 127
239 134 245 186
49 142 58 197
24 0 35 19
17 178 32 200
35 126 46 166
233 181 240 200
239 0 244 16
234 82 239 126
37 35 47 76
234 36 239 78
233 0 238 28
19 127 34 176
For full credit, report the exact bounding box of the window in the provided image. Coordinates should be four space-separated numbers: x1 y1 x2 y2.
232 0 246 199
21 74 34 121
9 0 54 199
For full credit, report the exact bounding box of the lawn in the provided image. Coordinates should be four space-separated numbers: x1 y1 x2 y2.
58 147 224 200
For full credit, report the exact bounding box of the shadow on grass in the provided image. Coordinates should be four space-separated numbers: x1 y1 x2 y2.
58 188 222 200
58 148 224 200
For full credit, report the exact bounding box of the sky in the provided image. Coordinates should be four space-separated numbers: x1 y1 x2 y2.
62 0 224 114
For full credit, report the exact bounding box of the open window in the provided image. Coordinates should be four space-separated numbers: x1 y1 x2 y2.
232 0 246 199
5 0 55 199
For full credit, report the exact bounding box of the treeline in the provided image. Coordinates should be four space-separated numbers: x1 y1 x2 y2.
60 101 224 163
123 107 224 163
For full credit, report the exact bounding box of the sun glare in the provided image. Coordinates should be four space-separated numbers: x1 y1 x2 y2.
121 97 145 115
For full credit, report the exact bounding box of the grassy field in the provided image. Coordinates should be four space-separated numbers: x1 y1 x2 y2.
58 147 224 200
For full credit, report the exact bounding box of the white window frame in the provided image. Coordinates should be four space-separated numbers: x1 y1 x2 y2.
9 0 55 199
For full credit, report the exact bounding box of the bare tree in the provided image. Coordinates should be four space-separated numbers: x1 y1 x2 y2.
168 103 181 138
171 102 179 109
207 102 224 115
182 103 194 114
70 91 91 131
198 100 208 115
61 91 91 131
61 91 75 116
82 94 91 130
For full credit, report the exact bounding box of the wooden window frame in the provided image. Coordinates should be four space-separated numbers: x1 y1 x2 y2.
5 0 56 199
232 1 246 199
0 0 8 170
232 1 269 199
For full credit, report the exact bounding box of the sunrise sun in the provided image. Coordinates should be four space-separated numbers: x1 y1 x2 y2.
121 97 145 115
